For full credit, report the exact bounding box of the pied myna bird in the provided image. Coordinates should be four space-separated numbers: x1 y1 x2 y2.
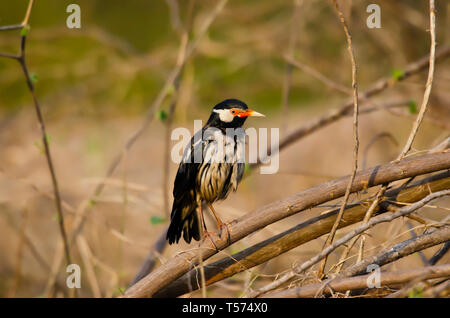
166 99 264 244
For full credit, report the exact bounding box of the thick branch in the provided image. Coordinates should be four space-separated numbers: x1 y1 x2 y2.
155 170 450 297
248 189 450 297
123 151 450 297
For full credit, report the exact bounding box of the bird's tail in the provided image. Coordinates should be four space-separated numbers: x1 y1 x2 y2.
166 201 201 244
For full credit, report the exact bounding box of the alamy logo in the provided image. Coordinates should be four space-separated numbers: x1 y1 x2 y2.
66 264 81 289
366 264 381 288
366 4 381 29
171 120 279 174
66 4 81 29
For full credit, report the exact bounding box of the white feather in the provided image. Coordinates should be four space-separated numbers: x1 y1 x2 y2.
213 109 235 123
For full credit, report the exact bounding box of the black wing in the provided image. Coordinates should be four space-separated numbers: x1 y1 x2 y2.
166 129 204 244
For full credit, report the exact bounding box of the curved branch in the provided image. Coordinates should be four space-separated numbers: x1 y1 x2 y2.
341 226 450 278
251 45 450 171
123 151 450 297
248 189 450 297
265 263 450 298
319 0 361 278
155 170 450 297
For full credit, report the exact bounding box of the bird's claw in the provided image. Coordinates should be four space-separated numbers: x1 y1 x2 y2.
202 231 219 251
217 222 232 245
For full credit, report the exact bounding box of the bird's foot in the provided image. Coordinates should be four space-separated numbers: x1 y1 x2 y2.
202 231 220 251
217 221 232 245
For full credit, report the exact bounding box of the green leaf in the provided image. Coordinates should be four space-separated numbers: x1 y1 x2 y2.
20 25 30 36
157 110 168 122
150 215 166 225
391 69 404 81
408 287 424 298
115 286 126 296
408 100 418 114
30 72 39 84
244 163 252 174
88 199 97 207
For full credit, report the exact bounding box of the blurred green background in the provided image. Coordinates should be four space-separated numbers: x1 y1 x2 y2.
0 1 449 298
1 0 446 119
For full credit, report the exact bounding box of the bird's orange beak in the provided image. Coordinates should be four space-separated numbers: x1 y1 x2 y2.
235 109 265 118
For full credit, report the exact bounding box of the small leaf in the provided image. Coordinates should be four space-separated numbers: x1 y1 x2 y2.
30 72 39 84
20 25 30 36
408 100 418 114
244 163 252 174
408 287 424 298
33 140 45 154
157 110 168 122
150 215 166 225
391 69 404 81
88 199 97 207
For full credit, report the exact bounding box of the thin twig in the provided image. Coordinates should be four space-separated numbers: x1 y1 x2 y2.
397 0 436 159
37 1 229 294
285 55 352 96
429 241 450 265
341 226 450 278
318 0 360 278
264 264 450 298
247 189 450 297
339 0 439 273
250 45 450 171
154 171 450 298
70 0 228 242
0 0 72 268
129 0 195 288
123 152 450 297
361 132 398 170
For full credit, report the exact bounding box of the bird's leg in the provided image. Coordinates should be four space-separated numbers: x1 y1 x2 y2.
207 203 231 244
199 203 218 251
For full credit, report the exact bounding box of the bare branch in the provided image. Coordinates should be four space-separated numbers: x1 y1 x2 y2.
397 0 437 159
341 226 450 278
123 152 450 297
154 171 450 297
264 263 450 298
251 45 450 171
318 0 360 278
285 55 352 95
0 0 72 267
247 189 450 297
64 0 228 274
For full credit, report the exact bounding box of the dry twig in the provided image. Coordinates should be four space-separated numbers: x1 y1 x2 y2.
154 171 450 297
123 152 450 297
247 189 450 297
265 263 450 298
318 0 360 278
0 0 72 267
